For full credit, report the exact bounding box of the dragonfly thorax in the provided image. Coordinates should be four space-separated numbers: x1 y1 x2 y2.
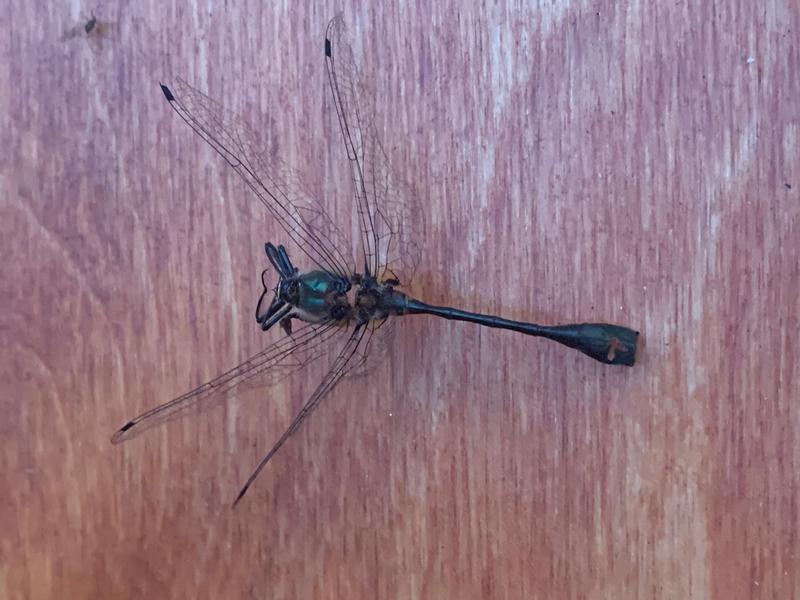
351 273 408 324
255 243 410 334
288 269 352 324
256 242 358 334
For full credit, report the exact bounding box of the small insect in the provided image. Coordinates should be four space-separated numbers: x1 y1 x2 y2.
83 10 97 34
60 7 115 53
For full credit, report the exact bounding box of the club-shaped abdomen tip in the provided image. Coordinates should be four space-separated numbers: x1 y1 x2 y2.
611 327 639 366
160 83 175 102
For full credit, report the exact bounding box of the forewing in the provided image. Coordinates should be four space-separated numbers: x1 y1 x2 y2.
161 80 354 279
324 17 422 287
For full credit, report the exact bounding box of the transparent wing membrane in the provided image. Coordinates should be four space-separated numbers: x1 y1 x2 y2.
161 80 354 280
111 322 341 443
324 17 422 287
233 323 369 504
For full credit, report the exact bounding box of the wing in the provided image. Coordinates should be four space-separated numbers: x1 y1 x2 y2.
233 322 370 505
160 80 355 280
324 17 422 287
111 322 343 443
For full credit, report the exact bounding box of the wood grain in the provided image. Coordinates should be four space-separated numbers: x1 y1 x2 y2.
2 1 798 599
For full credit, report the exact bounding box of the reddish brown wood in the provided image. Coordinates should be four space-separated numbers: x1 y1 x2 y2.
2 2 798 598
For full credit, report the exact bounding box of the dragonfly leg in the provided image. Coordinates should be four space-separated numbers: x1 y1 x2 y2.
280 316 293 336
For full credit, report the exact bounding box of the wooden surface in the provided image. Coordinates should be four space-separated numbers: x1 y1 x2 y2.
2 1 798 598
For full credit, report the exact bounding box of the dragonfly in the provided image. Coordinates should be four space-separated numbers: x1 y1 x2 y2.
112 17 639 506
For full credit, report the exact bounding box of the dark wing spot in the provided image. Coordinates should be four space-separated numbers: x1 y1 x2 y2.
160 84 175 103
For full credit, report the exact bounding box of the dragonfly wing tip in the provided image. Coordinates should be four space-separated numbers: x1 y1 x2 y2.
110 420 136 444
160 83 175 102
232 484 250 508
